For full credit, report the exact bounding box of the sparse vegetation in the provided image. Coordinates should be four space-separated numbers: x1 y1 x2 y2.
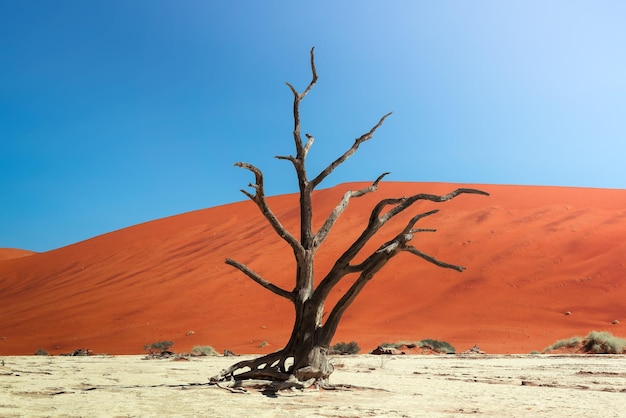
190 345 219 356
34 348 49 356
60 348 92 356
380 340 409 349
542 336 582 353
329 341 360 355
143 340 174 355
542 331 626 354
419 339 456 354
581 331 626 354
381 339 456 354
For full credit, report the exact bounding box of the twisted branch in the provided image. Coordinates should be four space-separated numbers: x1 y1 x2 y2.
313 172 390 249
225 258 294 301
314 188 489 304
285 47 318 159
234 162 302 254
402 247 466 272
310 112 392 190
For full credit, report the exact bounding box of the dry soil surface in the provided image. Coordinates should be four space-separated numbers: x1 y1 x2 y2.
1 354 626 417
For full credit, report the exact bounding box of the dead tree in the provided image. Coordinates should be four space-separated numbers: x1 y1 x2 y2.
211 48 488 390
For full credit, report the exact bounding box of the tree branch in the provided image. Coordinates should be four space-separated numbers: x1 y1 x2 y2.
286 47 318 159
303 134 314 157
411 228 437 233
378 188 490 223
313 189 488 304
319 210 467 343
401 247 466 272
275 155 297 163
310 112 392 190
234 162 303 254
225 258 295 301
313 172 389 248
301 47 318 99
320 253 388 345
350 213 425 271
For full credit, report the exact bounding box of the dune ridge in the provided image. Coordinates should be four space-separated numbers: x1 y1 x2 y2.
0 248 36 260
1 182 625 355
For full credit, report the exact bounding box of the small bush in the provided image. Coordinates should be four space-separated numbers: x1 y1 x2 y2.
542 336 582 353
381 339 456 354
380 340 411 349
34 348 49 356
144 340 174 355
418 339 456 354
190 345 219 356
582 331 626 354
542 331 626 354
329 341 360 355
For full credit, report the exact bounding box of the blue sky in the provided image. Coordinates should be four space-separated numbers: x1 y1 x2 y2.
2 1 625 252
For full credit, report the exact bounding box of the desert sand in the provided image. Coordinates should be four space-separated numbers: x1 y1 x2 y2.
1 354 625 417
1 182 626 356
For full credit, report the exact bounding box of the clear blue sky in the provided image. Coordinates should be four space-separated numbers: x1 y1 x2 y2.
2 1 625 252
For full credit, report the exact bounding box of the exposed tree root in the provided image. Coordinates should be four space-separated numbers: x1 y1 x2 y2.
213 381 249 394
211 351 291 382
209 349 339 393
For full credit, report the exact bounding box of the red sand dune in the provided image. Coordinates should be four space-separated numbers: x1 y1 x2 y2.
1 182 625 355
0 248 36 261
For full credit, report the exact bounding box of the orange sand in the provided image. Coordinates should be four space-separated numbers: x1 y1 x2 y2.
0 248 35 260
1 182 625 355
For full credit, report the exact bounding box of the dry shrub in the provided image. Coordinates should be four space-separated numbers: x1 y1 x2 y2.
542 336 582 353
381 339 456 354
329 341 360 355
543 331 626 354
190 345 219 356
144 340 174 355
581 331 626 354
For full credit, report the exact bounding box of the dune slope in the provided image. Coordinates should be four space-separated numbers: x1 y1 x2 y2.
1 182 625 355
0 248 36 260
